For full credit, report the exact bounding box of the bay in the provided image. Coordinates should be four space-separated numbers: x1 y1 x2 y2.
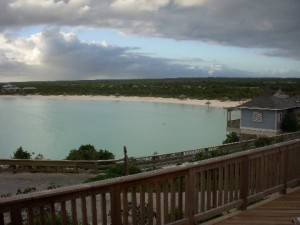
0 97 229 159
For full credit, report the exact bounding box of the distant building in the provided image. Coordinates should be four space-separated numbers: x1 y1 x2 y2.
1 84 21 93
1 84 37 94
227 89 300 139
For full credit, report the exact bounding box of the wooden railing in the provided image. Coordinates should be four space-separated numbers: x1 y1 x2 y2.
227 119 240 129
2 131 300 174
133 131 300 170
226 119 241 133
0 159 122 174
1 139 300 225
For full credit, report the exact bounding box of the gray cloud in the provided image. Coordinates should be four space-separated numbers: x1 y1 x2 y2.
1 0 299 60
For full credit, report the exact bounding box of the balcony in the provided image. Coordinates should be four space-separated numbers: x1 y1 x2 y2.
226 119 241 133
1 139 300 225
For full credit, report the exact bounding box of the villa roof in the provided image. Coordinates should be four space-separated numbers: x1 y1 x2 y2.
238 90 300 110
2 84 14 88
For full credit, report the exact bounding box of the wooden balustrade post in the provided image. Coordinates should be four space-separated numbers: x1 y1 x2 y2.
187 168 196 225
240 156 249 210
10 208 23 224
111 185 122 225
124 146 129 176
0 213 4 225
94 161 98 174
280 146 289 195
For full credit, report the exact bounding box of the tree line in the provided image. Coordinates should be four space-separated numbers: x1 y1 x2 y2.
3 77 300 100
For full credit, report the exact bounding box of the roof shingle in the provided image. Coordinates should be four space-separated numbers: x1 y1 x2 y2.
238 92 300 110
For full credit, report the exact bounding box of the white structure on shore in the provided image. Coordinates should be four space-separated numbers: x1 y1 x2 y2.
1 84 37 94
1 84 21 93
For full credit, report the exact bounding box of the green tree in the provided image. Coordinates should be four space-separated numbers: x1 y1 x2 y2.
12 147 33 159
281 112 299 132
223 132 239 144
65 144 114 160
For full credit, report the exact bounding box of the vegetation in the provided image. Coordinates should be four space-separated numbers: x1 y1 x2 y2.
196 135 286 161
24 211 73 225
281 112 299 132
84 163 141 183
12 147 34 159
195 147 242 161
223 132 239 144
65 144 114 160
3 184 76 225
254 137 272 148
109 202 156 225
3 78 300 101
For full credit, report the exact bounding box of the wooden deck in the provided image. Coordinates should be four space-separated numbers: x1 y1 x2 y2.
211 187 300 225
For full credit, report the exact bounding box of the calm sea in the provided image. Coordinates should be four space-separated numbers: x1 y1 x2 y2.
0 97 230 159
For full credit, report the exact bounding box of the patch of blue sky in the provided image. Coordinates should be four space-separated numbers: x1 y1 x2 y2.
76 28 300 74
12 25 45 37
76 28 238 61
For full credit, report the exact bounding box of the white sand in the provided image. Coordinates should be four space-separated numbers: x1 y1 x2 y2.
1 95 242 108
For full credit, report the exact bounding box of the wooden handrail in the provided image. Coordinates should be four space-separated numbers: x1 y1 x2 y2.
1 131 300 174
1 139 300 224
133 130 300 170
0 159 119 174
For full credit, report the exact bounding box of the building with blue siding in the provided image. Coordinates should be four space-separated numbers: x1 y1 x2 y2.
227 89 300 139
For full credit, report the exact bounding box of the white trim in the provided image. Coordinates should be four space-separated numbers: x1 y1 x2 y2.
240 126 280 133
239 106 300 111
275 111 278 130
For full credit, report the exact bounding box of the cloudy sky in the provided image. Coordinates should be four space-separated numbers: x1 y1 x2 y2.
0 0 299 81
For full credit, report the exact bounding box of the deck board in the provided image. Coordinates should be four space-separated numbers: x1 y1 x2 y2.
213 188 300 225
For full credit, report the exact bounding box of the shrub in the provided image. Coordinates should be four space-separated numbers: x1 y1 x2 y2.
254 137 272 148
281 112 299 132
195 151 211 161
84 163 141 183
65 144 114 160
108 202 156 225
223 132 239 144
6 185 75 225
24 212 73 225
35 154 44 160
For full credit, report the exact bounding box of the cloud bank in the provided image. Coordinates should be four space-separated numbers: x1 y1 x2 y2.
0 29 212 81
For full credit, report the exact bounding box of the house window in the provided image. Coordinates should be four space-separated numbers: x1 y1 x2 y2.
253 112 263 122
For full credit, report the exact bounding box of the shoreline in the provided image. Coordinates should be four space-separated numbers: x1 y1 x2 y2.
0 95 242 108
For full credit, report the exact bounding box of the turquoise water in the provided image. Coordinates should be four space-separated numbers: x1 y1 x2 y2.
0 97 228 159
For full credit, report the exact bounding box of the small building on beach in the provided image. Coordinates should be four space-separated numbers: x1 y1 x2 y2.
227 89 300 139
1 84 21 93
1 84 37 95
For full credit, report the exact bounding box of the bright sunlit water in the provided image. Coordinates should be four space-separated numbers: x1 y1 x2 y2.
0 97 230 159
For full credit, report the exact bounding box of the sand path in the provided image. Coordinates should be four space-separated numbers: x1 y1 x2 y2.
0 172 94 197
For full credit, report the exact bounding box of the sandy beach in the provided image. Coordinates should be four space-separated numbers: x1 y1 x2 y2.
1 95 242 108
